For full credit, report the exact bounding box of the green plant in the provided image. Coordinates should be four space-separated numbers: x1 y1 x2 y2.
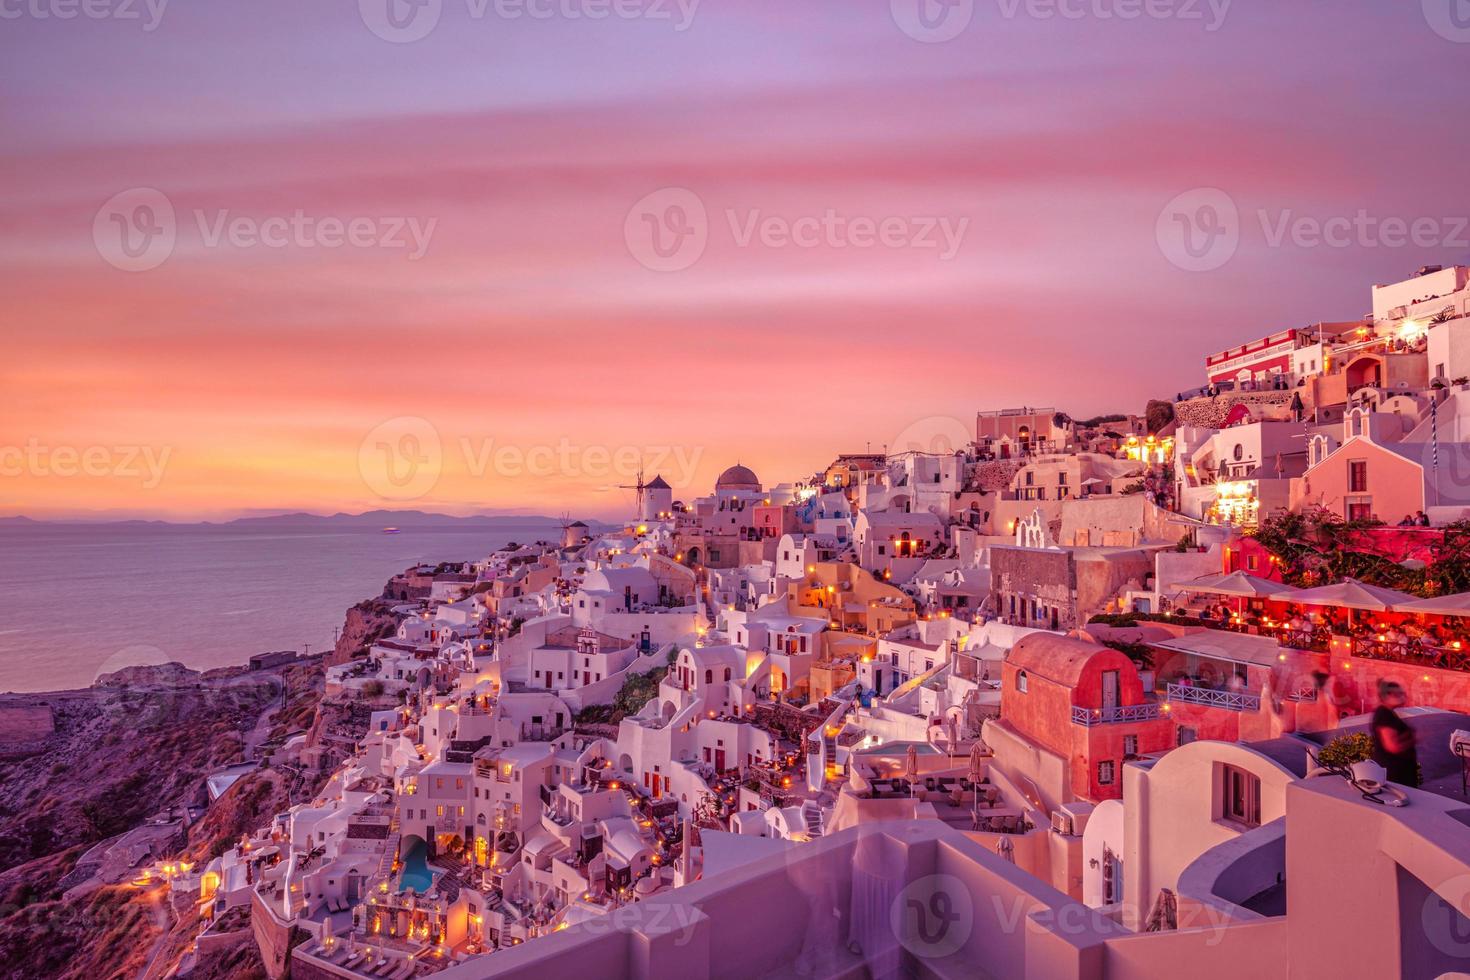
1316 732 1373 769
360 679 384 698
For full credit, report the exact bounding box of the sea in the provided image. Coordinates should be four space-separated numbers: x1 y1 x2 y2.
0 520 556 694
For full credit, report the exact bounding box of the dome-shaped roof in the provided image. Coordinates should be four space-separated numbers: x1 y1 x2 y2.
715 464 761 490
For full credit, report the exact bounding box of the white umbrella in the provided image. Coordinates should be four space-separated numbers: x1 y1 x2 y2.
1280 578 1415 611
1395 592 1470 618
1179 571 1291 599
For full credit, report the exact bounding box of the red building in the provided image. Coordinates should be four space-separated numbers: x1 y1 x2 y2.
1204 328 1312 387
1000 634 1174 801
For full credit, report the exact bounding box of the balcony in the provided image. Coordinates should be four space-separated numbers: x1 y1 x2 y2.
1070 703 1161 727
1166 683 1261 712
1352 636 1470 672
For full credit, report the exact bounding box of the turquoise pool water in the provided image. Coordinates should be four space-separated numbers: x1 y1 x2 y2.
400 836 434 894
852 740 940 756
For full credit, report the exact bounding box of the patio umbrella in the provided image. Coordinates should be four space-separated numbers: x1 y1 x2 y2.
905 744 919 800
1278 578 1415 611
968 742 986 829
1394 592 1470 618
1178 571 1290 599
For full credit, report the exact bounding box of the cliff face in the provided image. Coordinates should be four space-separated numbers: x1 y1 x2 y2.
0 667 277 872
328 598 401 666
0 667 284 980
0 583 397 979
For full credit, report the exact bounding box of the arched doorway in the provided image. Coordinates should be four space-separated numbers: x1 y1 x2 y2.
1344 354 1384 393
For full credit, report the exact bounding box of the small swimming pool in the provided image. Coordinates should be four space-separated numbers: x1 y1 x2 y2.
399 836 434 894
851 740 940 756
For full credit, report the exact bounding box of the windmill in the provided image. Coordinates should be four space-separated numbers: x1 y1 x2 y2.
615 464 651 518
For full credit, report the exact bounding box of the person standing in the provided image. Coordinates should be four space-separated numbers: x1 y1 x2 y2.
1371 681 1418 787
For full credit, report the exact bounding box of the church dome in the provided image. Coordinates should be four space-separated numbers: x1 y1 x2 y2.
715 464 761 491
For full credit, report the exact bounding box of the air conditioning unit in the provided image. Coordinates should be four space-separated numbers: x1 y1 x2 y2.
1056 802 1096 837
1050 811 1074 836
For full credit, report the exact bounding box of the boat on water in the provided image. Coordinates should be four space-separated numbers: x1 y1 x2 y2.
381 527 401 534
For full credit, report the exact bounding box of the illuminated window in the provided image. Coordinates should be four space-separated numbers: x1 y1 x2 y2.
1221 764 1261 827
1348 460 1368 493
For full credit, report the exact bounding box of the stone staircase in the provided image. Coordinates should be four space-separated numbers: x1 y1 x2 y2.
801 801 824 839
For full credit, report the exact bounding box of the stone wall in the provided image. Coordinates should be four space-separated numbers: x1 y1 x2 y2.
1173 390 1296 429
989 546 1077 629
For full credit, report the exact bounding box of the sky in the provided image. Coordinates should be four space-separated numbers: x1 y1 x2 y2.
1 0 1467 521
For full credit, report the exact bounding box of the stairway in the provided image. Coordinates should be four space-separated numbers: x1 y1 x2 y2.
800 801 823 839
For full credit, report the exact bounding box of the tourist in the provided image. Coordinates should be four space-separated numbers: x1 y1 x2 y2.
1371 681 1419 787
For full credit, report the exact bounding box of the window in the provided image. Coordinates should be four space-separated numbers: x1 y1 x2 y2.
1097 761 1115 785
1348 459 1368 493
1221 764 1261 827
1233 444 1244 461
1123 735 1138 758
1016 670 1028 693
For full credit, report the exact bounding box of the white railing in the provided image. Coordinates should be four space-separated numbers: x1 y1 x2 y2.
1166 684 1260 712
1070 703 1161 726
